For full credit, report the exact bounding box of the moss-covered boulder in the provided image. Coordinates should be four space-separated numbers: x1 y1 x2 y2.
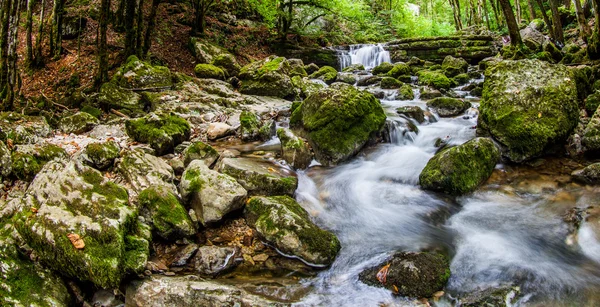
138 186 195 240
118 149 177 194
372 62 394 75
180 160 247 226
380 77 403 89
287 58 308 78
442 55 469 77
0 141 11 179
419 137 499 195
479 59 579 162
83 140 120 170
420 87 443 100
11 143 67 181
97 82 145 117
342 64 365 72
427 97 471 117
0 223 72 306
112 56 172 89
359 252 450 298
277 128 313 170
453 73 471 85
585 92 600 115
238 56 295 99
239 111 275 141
211 54 241 77
0 112 51 144
304 63 320 75
571 163 600 184
398 84 415 100
387 63 410 78
12 160 150 289
194 64 226 80
59 112 99 134
309 66 338 85
218 157 297 196
245 196 341 266
417 70 453 90
189 38 227 64
125 113 191 156
397 106 425 123
290 83 386 165
459 286 521 307
183 141 219 167
583 107 600 152
336 72 357 84
291 76 325 99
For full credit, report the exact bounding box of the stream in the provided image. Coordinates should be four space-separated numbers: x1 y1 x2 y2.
289 45 600 306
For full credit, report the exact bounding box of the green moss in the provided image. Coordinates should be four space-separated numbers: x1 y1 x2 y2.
417 70 452 90
138 187 194 240
586 92 600 115
11 144 67 181
452 73 470 85
380 77 403 89
442 55 468 77
97 82 143 117
387 63 410 78
372 62 394 75
125 113 191 155
398 84 415 100
211 54 240 77
309 66 338 85
81 105 102 118
183 141 219 166
194 64 226 80
85 141 120 169
112 55 172 89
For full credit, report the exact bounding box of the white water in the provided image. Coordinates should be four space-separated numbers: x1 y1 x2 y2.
339 44 391 70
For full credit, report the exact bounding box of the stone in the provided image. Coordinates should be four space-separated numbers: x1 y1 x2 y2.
309 66 338 85
459 285 521 307
12 160 150 288
287 58 308 78
387 63 410 78
426 97 471 117
479 59 579 162
97 82 144 117
419 87 443 100
207 122 234 140
583 108 600 152
0 112 51 145
419 137 500 195
182 141 219 167
245 196 341 266
238 56 295 99
59 112 99 134
112 55 172 89
520 25 546 51
397 106 425 123
372 62 394 75
211 54 241 77
442 55 469 77
277 128 313 169
380 77 403 89
82 140 120 170
139 186 195 240
336 72 357 84
194 64 226 80
189 38 228 64
0 140 11 178
180 161 247 226
192 245 240 276
304 63 320 75
218 157 297 196
572 163 600 184
359 252 450 298
290 83 386 165
417 70 452 90
125 113 191 156
118 149 177 194
11 143 67 181
239 111 276 141
398 84 415 100
342 64 365 72
291 76 325 99
170 244 199 267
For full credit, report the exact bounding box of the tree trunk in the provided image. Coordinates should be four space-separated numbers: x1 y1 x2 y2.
1 0 21 110
549 0 564 44
135 0 144 57
450 0 462 30
142 0 160 57
573 0 591 38
124 0 137 56
0 0 12 97
515 0 522 24
536 0 556 40
594 0 600 33
34 0 46 66
51 0 65 59
116 0 127 31
499 0 523 46
483 0 492 29
26 0 34 67
97 0 110 85
527 0 537 19
489 0 501 28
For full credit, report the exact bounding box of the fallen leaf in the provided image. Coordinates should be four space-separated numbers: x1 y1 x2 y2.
538 112 542 118
31 207 38 213
6 139 13 149
376 263 391 284
67 233 85 249
268 167 276 172
392 284 399 294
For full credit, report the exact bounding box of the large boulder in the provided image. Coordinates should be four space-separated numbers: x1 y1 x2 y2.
118 149 177 193
583 108 600 152
359 252 450 298
189 38 228 64
0 112 51 144
238 56 295 99
12 160 150 288
138 186 195 240
290 83 386 165
192 245 240 277
182 141 219 167
239 111 275 141
112 55 172 89
308 66 338 85
442 55 469 77
426 97 471 117
59 112 99 134
277 128 313 170
419 137 499 195
572 163 600 184
211 54 241 77
82 140 120 170
291 76 325 99
97 82 144 117
218 157 297 196
479 59 579 162
245 196 341 266
125 113 191 156
11 143 67 181
180 160 247 226
417 70 453 90
372 62 394 75
520 25 547 51
194 64 226 80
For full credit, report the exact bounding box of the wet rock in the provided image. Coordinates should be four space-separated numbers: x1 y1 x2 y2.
82 140 120 170
11 143 67 181
583 108 600 153
218 157 297 196
304 63 320 75
426 97 471 117
192 245 240 277
125 275 289 306
459 285 521 307
170 244 199 266
291 76 325 99
12 160 150 288
336 72 357 84
211 54 241 77
358 252 450 298
380 77 403 89
92 289 123 307
442 56 468 77
277 128 313 170
584 92 600 115
387 63 411 78
59 112 99 134
245 196 341 266
139 186 195 240
398 84 415 100
419 137 500 195
207 122 235 140
97 83 144 117
479 59 579 162
0 140 10 178
238 56 295 99
125 113 191 156
189 38 228 64
572 163 600 184
180 160 247 225
419 87 443 100
239 111 276 141
372 62 394 75
290 83 386 165
0 112 52 144
182 141 219 167
286 59 308 78
417 70 452 90
397 106 425 123
112 55 172 89
342 63 365 72
309 66 338 85
118 149 177 193
194 64 226 80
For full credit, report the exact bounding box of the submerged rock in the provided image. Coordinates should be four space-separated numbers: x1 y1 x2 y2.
478 59 579 162
426 97 471 117
245 196 341 266
358 252 450 298
125 113 191 156
572 163 600 184
290 83 386 165
218 157 297 196
277 128 313 169
397 106 425 123
138 186 195 240
459 285 521 307
59 112 99 134
0 112 51 145
419 137 500 195
192 245 240 277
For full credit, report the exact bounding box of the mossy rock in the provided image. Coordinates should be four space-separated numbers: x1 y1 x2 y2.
245 196 341 267
304 63 320 75
585 92 600 115
397 106 425 123
291 83 386 165
239 111 275 141
372 62 394 75
125 113 191 156
59 112 99 134
83 140 120 170
380 77 403 89
309 66 338 85
427 97 471 117
452 73 470 85
0 112 51 145
387 63 410 78
139 186 195 240
420 87 443 100
238 56 295 99
398 84 415 100
13 160 149 289
183 141 219 167
81 105 103 118
359 252 450 298
479 59 579 162
97 82 145 117
342 64 365 72
189 38 227 63
218 157 297 196
460 286 521 307
211 54 241 77
336 72 357 85
291 76 325 99
118 149 177 193
112 55 172 89
277 128 313 169
287 58 308 78
419 137 500 195
0 141 11 179
11 143 67 181
194 64 226 80
417 70 452 90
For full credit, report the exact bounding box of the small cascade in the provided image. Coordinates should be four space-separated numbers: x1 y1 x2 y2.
338 44 391 70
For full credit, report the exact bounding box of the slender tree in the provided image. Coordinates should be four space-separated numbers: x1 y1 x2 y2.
499 0 523 46
97 0 111 85
549 0 564 44
143 0 161 57
34 0 46 66
124 0 137 56
135 0 144 57
25 0 35 67
527 0 537 19
515 0 522 24
536 0 556 40
50 0 66 59
573 0 591 38
191 0 216 36
0 0 13 97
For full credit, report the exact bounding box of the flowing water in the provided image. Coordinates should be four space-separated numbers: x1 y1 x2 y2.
288 49 600 306
338 44 391 70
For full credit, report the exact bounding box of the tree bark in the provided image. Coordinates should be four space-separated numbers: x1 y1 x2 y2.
527 0 537 19
515 0 522 24
97 0 111 85
483 0 492 29
489 0 501 28
124 0 137 56
549 0 564 44
34 0 46 66
499 0 523 46
0 0 12 96
26 0 35 67
51 0 65 59
135 0 144 57
536 0 556 40
573 0 591 38
142 0 160 57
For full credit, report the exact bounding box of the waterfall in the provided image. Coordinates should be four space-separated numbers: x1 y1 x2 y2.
338 44 391 70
